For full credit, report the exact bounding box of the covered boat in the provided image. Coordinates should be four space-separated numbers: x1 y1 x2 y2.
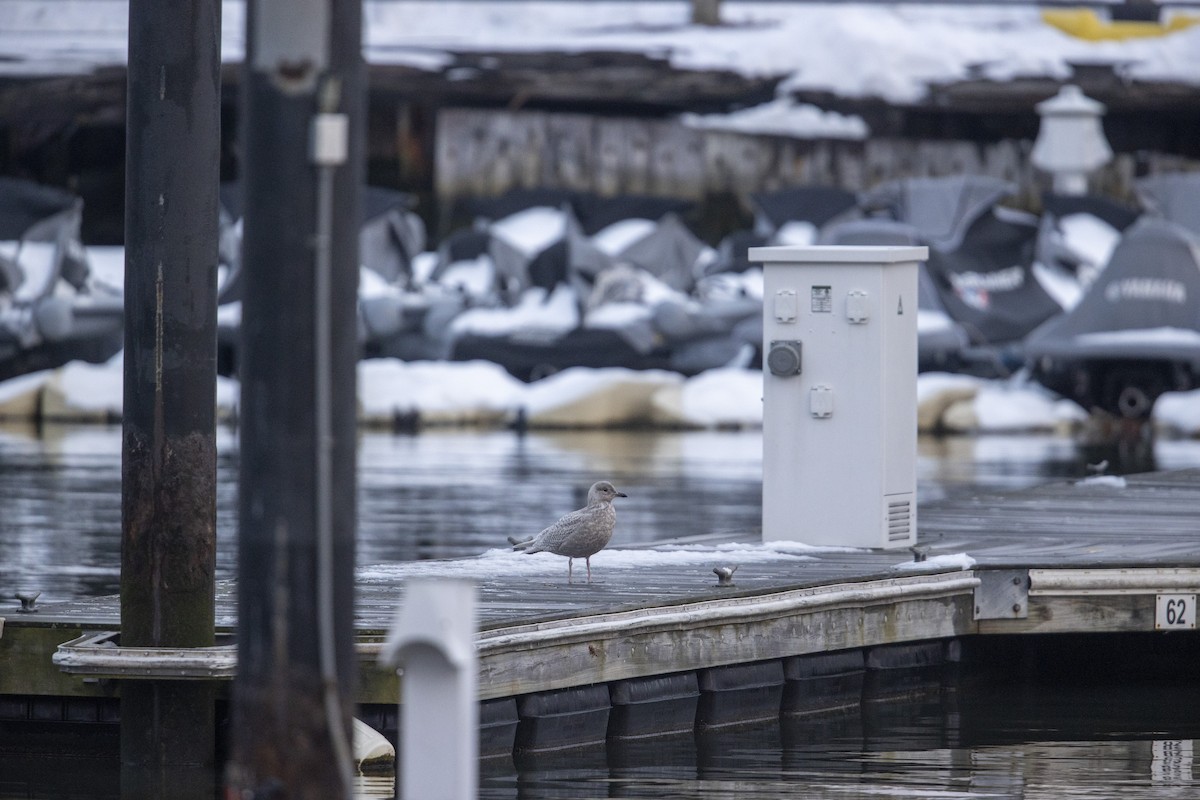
448 204 760 381
1135 172 1200 237
0 177 122 381
217 185 442 374
1025 217 1200 419
864 176 1062 367
819 175 1061 376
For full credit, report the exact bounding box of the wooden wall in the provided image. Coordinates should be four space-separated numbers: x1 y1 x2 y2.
432 106 1191 234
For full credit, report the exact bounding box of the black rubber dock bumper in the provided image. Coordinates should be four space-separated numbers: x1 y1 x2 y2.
696 660 785 729
784 649 866 715
608 673 699 740
514 684 611 754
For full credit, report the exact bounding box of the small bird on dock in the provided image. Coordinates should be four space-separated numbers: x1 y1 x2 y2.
508 480 626 583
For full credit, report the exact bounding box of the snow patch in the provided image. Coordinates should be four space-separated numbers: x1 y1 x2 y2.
449 284 580 337
682 98 868 140
892 552 976 572
679 367 762 428
358 539 875 584
489 206 567 256
593 218 658 256
1075 474 1127 488
1075 327 1200 348
358 358 525 419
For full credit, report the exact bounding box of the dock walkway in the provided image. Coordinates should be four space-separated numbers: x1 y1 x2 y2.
3 469 1199 749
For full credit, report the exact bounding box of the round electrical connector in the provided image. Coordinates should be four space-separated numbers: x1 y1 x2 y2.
766 340 803 377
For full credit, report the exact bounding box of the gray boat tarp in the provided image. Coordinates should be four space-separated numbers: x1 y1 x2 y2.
1026 218 1200 416
616 212 708 293
925 205 1060 346
860 174 1013 248
1026 218 1200 365
1136 173 1200 237
0 176 120 381
1036 191 1141 276
860 175 1060 346
750 186 859 234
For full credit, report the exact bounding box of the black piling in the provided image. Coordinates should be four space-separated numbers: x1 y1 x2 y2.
120 0 221 777
227 1 363 797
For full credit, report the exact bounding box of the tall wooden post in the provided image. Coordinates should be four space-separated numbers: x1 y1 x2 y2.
227 0 363 796
120 0 221 778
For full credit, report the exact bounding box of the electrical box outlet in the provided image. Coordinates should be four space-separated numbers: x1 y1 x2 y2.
767 340 803 377
751 245 926 550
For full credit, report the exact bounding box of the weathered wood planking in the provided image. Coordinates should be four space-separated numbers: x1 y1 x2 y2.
432 106 1182 220
434 108 1034 206
4 469 1200 704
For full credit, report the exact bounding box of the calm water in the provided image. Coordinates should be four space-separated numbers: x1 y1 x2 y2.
10 680 1198 799
3 423 1200 799
468 681 1200 800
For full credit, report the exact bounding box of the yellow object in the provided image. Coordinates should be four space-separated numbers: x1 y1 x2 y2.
1042 8 1200 40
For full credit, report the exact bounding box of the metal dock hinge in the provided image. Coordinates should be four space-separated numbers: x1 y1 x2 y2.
974 569 1030 620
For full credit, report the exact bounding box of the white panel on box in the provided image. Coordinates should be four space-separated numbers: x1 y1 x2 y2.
774 289 797 322
809 385 834 418
846 289 870 323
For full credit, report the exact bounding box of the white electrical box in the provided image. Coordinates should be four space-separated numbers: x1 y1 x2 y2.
750 245 926 550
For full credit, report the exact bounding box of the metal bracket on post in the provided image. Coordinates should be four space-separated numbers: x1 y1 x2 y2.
380 579 478 800
974 569 1030 620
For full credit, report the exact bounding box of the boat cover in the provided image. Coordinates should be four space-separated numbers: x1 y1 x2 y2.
750 186 859 233
1025 217 1200 366
1136 173 1200 236
860 175 1013 248
616 213 707 293
925 205 1060 345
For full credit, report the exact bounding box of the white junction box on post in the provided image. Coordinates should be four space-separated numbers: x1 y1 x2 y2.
750 245 926 549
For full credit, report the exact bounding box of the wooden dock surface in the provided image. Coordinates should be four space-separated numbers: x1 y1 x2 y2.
4 468 1200 705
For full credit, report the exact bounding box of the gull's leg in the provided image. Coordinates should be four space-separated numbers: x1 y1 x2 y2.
586 556 592 583
568 558 573 583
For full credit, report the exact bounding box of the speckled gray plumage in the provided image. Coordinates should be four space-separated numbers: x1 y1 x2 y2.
509 480 626 582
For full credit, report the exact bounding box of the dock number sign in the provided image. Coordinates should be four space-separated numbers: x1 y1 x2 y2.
1155 594 1196 630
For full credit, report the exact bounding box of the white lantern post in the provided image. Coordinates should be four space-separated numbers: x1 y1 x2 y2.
1031 84 1113 196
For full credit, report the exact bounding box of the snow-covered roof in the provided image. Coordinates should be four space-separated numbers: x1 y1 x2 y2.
2 1 1199 105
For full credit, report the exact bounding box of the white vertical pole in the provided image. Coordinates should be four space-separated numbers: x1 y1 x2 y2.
381 578 478 800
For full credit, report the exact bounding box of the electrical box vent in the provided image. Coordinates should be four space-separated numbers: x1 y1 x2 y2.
886 498 912 542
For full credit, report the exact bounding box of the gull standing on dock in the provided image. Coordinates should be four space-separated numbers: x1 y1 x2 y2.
509 480 626 583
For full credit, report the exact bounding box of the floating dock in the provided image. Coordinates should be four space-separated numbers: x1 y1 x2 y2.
2 469 1198 755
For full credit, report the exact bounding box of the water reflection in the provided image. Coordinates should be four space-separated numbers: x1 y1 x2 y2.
468 682 1200 800
6 424 1200 604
